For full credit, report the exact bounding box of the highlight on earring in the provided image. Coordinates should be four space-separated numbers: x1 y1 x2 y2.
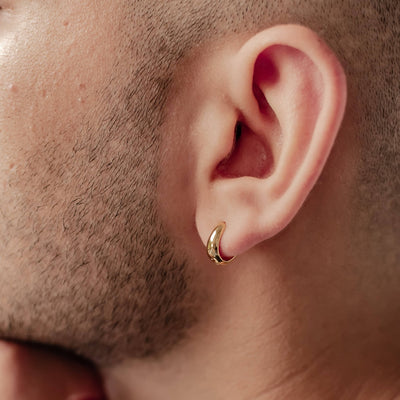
207 221 236 265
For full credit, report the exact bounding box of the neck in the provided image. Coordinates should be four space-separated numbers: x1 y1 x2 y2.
100 252 400 400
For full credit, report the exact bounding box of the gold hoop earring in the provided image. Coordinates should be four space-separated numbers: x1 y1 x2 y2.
207 222 236 265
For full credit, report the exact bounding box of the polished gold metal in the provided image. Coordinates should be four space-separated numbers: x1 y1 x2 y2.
207 222 236 265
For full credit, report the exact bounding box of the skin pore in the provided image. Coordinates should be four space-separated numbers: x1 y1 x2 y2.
0 0 399 399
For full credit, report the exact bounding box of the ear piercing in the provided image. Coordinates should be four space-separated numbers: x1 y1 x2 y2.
207 222 236 265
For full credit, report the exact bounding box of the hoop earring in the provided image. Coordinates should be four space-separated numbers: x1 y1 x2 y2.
207 222 236 265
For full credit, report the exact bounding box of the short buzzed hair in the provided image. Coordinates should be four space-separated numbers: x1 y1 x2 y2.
124 0 399 227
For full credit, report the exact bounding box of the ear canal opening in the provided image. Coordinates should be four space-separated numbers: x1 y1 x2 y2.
215 121 273 179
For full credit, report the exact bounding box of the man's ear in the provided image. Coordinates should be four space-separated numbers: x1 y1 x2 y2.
195 25 347 259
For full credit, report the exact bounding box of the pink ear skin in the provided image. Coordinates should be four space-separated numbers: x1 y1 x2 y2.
195 25 347 259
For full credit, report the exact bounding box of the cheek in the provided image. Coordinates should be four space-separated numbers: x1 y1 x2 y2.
0 57 93 163
0 3 117 170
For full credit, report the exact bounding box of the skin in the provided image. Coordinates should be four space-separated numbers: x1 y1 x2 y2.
0 0 399 399
0 0 198 362
0 341 104 400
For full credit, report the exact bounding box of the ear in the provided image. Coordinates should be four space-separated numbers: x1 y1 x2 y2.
195 24 347 259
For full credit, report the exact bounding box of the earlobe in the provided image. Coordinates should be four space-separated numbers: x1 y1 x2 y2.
195 25 347 260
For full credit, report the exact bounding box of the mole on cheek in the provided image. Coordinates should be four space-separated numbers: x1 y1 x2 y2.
8 84 18 94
